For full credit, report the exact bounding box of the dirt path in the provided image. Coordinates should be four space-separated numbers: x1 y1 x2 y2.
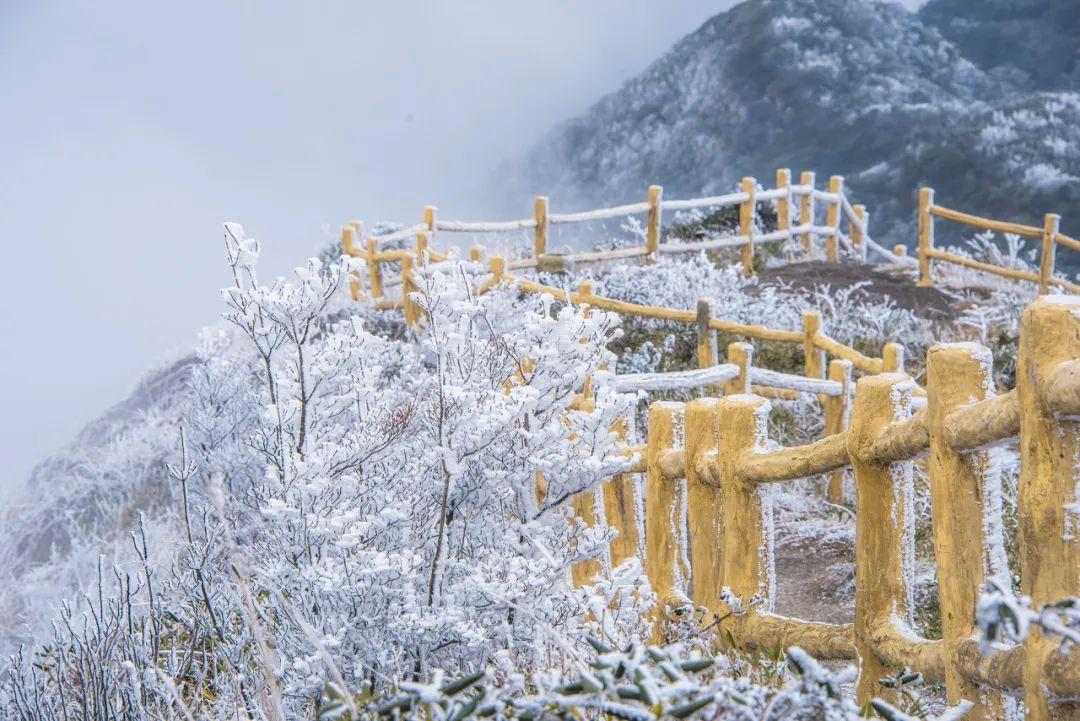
755 261 958 320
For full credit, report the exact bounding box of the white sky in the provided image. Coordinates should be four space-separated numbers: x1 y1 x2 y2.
0 0 923 494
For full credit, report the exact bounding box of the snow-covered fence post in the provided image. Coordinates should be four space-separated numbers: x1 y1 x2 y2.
799 171 816 254
570 397 604 588
777 168 793 260
602 415 641 568
696 300 723 396
851 204 867 263
802 310 825 392
926 343 1008 720
342 224 361 300
645 401 688 640
918 187 935 287
740 177 756 275
724 342 753 396
415 230 429 265
716 395 774 619
534 196 549 258
366 237 383 299
646 185 663 263
848 373 921 704
488 256 505 284
1039 213 1060 294
400 254 421 329
826 176 844 263
823 359 852 504
696 300 717 367
685 398 725 616
1016 296 1080 721
578 281 597 399
423 205 437 244
882 342 904 373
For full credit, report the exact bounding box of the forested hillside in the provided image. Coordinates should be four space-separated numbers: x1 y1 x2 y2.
510 0 1080 253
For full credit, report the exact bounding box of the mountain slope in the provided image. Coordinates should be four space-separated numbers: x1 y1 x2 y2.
919 0 1080 90
511 0 1080 250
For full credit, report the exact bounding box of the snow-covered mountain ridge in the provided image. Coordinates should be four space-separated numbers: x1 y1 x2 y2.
509 0 1080 255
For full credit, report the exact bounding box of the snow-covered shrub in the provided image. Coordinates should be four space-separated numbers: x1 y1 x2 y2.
976 577 1080 653
4 228 640 720
316 638 974 721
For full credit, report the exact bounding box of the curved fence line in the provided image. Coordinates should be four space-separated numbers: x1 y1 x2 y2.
615 296 1080 721
358 169 896 269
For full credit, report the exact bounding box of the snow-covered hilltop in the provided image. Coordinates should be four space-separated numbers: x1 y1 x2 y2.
508 0 1080 253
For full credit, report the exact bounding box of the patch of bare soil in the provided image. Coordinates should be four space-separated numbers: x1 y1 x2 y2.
755 261 957 320
772 520 855 625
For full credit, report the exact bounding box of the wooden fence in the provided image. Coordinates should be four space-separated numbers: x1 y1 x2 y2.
340 168 909 302
582 296 1079 721
337 173 1080 714
917 188 1080 293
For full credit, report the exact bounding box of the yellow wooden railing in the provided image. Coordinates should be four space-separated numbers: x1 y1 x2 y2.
340 167 900 298
592 296 1079 721
917 188 1080 293
336 174 1080 715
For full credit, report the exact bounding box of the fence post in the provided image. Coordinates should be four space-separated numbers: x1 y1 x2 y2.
401 255 421 329
1016 297 1080 721
534 196 549 259
882 342 905 374
488 256 505 285
777 168 792 260
803 310 825 387
415 230 429 266
423 205 437 242
571 397 604 588
366 237 383 299
918 188 934 287
851 204 868 263
342 225 361 300
848 373 919 704
800 171 816 254
826 176 844 263
926 343 1008 721
570 494 602 587
725 342 753 396
740 177 756 275
696 300 717 368
824 359 852 504
685 398 725 616
645 401 688 640
716 395 774 614
1039 213 1060 294
696 300 723 397
646 185 663 263
602 415 641 569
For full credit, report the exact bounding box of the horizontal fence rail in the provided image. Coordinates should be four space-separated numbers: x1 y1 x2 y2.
574 296 1079 721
